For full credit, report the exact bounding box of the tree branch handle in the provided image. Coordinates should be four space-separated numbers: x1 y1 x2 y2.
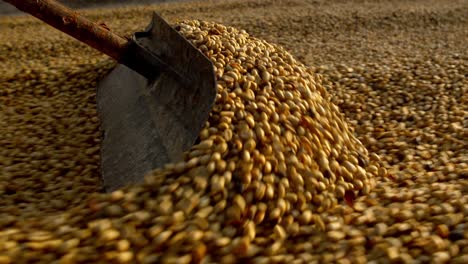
4 0 128 62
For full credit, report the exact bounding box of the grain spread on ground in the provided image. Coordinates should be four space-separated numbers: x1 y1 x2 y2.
0 0 467 263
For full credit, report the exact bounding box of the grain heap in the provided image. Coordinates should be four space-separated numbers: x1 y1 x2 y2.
0 19 385 263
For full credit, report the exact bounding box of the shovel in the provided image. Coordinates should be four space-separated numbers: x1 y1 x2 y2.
4 0 217 191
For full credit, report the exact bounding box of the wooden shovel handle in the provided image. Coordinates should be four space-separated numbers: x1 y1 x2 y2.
4 0 128 61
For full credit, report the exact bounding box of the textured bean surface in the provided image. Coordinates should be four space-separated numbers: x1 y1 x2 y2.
0 0 467 263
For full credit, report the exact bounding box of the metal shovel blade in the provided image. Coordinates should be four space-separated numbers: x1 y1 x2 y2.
97 13 216 192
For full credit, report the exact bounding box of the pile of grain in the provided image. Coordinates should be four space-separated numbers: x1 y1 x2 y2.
0 19 386 263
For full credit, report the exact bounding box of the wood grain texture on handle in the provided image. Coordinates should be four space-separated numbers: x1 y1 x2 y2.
4 0 128 61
